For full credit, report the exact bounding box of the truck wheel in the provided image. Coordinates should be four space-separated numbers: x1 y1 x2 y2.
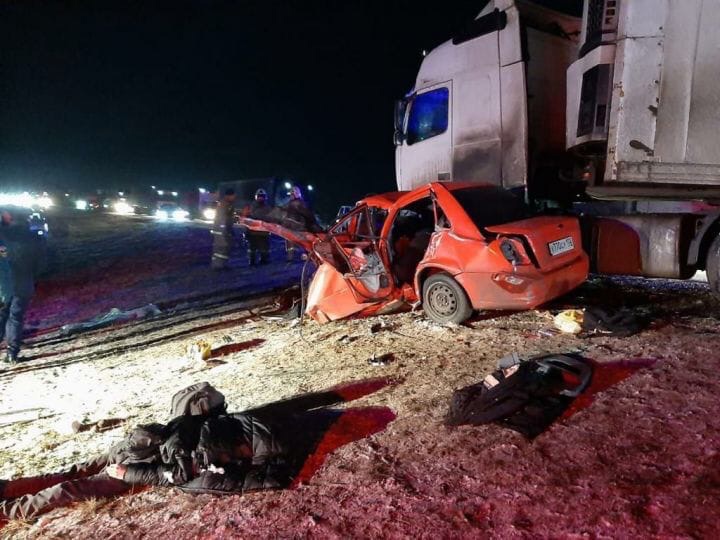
422 273 473 324
707 235 720 296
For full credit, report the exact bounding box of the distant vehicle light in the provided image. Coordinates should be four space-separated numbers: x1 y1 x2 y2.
172 209 189 221
307 185 314 191
203 208 216 221
157 190 165 196
284 182 292 189
171 191 178 197
114 200 134 215
75 200 88 210
198 188 206 194
155 209 169 220
36 196 54 209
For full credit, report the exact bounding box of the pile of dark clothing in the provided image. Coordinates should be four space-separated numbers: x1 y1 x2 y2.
581 307 643 337
446 354 593 438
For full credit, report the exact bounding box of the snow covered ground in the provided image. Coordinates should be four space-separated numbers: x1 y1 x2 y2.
1 211 720 538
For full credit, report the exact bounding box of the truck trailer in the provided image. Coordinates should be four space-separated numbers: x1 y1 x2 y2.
393 0 720 295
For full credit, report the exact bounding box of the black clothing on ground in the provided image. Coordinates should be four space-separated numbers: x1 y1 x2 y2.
446 354 593 438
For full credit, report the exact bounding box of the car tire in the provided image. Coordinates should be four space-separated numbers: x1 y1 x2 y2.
707 234 720 296
422 273 473 324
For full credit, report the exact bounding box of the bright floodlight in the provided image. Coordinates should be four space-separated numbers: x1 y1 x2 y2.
37 195 54 209
284 182 292 189
203 208 216 221
114 200 134 215
172 209 189 221
155 209 169 220
307 185 314 191
75 200 88 210
0 192 34 208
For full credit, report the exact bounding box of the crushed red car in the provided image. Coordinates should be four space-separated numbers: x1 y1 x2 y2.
239 182 589 324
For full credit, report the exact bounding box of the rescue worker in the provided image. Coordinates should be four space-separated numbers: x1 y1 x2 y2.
284 186 321 262
0 209 46 363
242 189 272 266
210 188 237 270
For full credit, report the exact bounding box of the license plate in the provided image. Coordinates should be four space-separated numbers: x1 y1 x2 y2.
548 236 574 256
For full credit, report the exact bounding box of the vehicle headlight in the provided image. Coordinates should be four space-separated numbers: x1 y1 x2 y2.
75 200 88 210
172 209 189 221
37 196 54 209
156 209 169 220
203 208 216 221
114 201 134 214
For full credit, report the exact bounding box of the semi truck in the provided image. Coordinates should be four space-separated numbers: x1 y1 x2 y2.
393 0 720 295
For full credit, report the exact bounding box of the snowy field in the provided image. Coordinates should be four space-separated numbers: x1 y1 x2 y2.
1 211 720 538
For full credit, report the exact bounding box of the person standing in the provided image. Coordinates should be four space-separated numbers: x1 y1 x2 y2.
0 209 45 364
210 189 237 270
242 189 272 266
284 186 321 262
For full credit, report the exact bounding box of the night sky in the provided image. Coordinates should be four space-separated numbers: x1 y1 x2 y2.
0 0 580 216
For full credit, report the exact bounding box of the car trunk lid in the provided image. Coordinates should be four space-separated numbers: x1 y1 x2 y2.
485 216 583 271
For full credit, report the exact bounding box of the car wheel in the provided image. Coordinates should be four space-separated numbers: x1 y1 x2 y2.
422 273 473 324
707 234 720 296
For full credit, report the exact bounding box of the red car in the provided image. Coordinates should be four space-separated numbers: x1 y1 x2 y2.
240 182 588 324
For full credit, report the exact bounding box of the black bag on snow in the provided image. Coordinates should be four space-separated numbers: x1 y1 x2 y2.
446 354 593 438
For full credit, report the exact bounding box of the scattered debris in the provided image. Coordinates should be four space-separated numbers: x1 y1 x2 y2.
71 417 127 434
368 353 395 367
582 307 642 337
553 310 584 334
60 304 162 336
186 340 212 362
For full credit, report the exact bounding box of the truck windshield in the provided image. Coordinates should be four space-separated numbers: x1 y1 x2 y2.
450 187 530 229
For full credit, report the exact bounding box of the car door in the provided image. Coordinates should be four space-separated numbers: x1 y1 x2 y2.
313 205 395 303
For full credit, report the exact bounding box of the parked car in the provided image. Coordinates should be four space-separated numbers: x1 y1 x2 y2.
239 182 588 324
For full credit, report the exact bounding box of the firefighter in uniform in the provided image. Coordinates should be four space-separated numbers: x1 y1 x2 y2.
242 189 272 266
210 189 237 270
284 186 321 262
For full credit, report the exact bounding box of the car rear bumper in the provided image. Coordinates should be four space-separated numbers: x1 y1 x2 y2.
455 254 589 310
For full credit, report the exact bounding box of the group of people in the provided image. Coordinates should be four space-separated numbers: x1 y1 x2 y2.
210 185 321 270
0 208 45 365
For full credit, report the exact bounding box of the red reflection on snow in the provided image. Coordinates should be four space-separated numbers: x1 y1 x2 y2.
561 358 658 419
291 406 396 487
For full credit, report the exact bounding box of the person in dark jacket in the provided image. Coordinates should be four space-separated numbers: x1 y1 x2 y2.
284 186 321 262
0 209 46 363
0 379 395 522
242 189 272 266
210 189 237 270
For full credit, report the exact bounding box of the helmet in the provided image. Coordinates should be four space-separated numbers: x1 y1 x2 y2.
255 188 267 200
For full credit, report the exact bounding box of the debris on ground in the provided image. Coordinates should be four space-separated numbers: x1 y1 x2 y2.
553 309 584 334
60 304 162 336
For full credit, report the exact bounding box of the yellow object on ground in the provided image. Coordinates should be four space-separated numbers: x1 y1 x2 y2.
553 309 584 334
187 340 212 362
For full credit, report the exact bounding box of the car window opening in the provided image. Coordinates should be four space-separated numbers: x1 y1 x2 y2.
389 197 437 285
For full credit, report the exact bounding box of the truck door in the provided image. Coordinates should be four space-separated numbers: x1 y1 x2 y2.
396 82 453 191
313 206 394 303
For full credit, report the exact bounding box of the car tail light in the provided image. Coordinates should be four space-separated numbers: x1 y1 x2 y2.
499 238 531 267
